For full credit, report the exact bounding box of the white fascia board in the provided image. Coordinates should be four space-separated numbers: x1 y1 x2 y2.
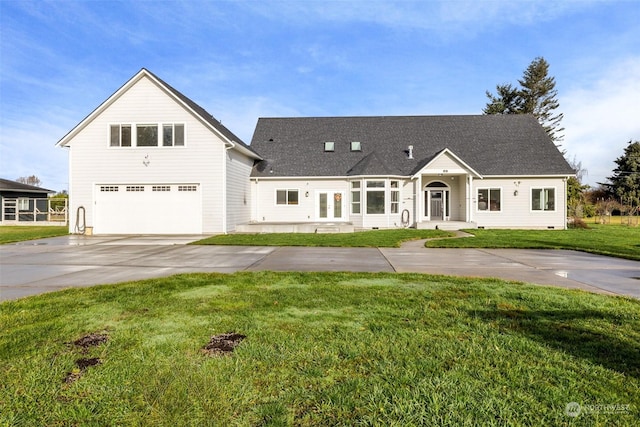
411 148 482 179
56 69 149 147
479 174 576 179
250 174 409 181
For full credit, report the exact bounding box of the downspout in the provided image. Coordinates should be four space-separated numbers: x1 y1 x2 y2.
223 141 236 234
563 176 568 230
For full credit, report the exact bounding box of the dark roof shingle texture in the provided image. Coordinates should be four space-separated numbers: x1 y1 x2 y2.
250 115 574 177
0 178 53 193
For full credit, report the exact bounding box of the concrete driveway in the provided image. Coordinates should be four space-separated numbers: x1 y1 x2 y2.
1 235 639 301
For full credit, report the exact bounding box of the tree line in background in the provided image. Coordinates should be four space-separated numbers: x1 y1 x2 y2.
568 140 640 226
484 57 639 227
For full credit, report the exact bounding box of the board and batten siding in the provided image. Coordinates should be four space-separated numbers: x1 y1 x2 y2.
472 177 567 229
66 75 227 234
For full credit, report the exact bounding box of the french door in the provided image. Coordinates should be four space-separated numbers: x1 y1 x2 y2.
317 191 344 221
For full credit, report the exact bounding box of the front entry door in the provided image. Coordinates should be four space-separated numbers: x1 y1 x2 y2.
430 191 443 220
318 191 344 221
424 189 449 220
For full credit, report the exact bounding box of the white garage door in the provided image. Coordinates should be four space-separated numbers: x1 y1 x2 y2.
94 184 202 234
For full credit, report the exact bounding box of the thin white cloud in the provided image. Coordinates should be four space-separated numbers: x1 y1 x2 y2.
240 0 601 36
562 56 640 186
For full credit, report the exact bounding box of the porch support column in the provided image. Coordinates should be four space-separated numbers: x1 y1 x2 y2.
416 174 422 226
467 175 473 223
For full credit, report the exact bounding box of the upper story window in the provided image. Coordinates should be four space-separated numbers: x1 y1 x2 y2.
110 125 132 147
324 142 335 152
163 124 185 146
110 123 185 147
137 124 158 146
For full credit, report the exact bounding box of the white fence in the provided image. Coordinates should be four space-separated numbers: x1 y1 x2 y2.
1 197 68 225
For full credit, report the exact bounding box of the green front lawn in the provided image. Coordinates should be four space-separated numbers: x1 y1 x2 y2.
2 272 638 425
0 225 68 244
425 225 640 260
195 228 453 247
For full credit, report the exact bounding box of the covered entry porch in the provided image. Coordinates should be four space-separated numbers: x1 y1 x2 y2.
411 148 481 230
414 174 477 230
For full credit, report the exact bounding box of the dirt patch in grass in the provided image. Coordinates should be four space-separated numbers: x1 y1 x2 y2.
63 358 102 384
72 332 108 349
202 332 246 356
62 332 108 384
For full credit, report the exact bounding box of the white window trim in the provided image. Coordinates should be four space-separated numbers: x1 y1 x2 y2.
17 198 30 211
108 124 133 148
390 180 400 214
530 187 557 212
275 189 300 206
365 180 386 215
108 123 187 148
351 181 362 215
162 123 186 147
476 187 502 213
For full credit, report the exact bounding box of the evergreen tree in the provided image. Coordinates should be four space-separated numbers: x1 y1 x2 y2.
484 57 564 148
483 83 519 115
606 140 640 206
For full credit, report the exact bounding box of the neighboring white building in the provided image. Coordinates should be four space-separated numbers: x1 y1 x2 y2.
58 70 574 235
56 69 261 235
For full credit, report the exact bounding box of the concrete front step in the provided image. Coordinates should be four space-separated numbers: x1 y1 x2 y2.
416 221 477 231
236 222 355 234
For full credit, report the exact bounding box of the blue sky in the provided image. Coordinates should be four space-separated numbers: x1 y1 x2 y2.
1 0 639 191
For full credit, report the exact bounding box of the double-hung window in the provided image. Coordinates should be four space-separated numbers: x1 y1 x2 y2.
366 181 385 214
390 181 400 213
276 189 299 205
351 181 361 214
478 188 501 211
532 188 555 211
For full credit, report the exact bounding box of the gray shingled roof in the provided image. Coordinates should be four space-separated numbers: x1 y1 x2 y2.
144 69 259 156
0 178 54 194
250 115 574 177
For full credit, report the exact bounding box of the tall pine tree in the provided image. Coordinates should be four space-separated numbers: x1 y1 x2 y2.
484 57 564 148
606 140 640 206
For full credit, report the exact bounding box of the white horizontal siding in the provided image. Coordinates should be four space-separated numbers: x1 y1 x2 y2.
472 177 567 228
226 149 253 231
252 179 348 223
252 178 412 229
67 75 229 234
